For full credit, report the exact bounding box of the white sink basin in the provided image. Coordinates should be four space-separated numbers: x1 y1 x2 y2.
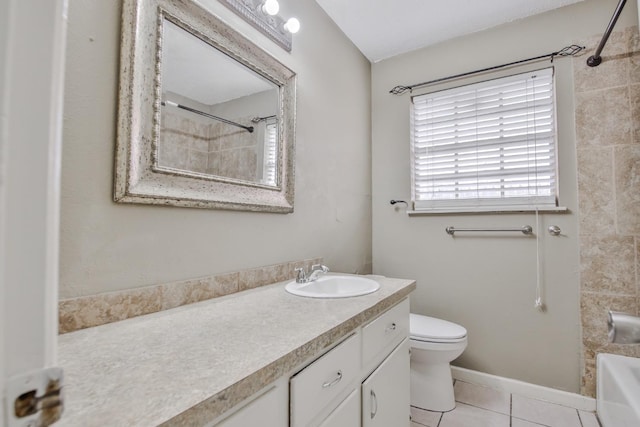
285 274 380 298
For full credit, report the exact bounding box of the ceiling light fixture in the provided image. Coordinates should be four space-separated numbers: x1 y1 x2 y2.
220 0 300 52
284 17 300 34
261 0 279 16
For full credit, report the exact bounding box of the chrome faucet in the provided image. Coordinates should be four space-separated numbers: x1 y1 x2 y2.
295 264 329 283
608 310 640 344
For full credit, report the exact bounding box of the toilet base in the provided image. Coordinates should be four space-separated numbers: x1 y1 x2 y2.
410 360 456 412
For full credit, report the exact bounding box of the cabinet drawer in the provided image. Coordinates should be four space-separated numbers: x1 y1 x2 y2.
290 332 361 427
362 298 409 369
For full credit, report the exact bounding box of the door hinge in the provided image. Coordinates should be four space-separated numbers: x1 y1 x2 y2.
6 367 64 427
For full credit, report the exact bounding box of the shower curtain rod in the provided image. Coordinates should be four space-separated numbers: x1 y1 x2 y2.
161 100 254 133
389 44 584 95
587 0 627 67
251 114 276 123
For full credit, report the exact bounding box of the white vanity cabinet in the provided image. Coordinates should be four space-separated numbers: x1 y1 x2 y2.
362 339 410 427
211 298 410 427
290 297 410 427
361 298 410 427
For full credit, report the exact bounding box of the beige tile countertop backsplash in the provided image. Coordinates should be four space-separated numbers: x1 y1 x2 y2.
57 274 415 427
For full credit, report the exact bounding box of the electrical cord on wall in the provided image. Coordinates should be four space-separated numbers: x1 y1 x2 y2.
535 208 546 312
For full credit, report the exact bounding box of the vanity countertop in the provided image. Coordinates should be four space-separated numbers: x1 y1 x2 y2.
57 275 415 426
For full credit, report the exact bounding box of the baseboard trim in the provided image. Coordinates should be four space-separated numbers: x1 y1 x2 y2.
451 366 596 412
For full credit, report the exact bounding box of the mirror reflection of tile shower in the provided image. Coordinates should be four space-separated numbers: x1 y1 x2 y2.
158 19 279 186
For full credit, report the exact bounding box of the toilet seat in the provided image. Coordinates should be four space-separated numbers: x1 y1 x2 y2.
410 313 467 343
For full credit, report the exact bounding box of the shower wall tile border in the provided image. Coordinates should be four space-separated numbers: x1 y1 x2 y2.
58 257 322 334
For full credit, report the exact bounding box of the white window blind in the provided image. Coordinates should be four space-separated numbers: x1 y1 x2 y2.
262 120 278 186
410 68 558 212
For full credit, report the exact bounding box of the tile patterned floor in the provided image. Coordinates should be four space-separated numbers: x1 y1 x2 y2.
411 380 601 427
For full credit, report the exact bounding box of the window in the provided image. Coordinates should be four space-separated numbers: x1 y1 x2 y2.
262 119 278 186
410 68 558 213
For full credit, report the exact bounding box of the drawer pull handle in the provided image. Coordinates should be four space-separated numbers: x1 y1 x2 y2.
385 322 397 333
322 370 342 388
370 389 378 419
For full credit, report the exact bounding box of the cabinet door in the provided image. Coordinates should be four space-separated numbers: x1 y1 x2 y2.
213 383 287 427
318 388 361 427
362 339 410 427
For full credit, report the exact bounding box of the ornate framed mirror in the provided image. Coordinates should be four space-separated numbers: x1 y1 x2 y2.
115 0 296 212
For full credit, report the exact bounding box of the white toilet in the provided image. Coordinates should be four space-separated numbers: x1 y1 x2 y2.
409 313 468 412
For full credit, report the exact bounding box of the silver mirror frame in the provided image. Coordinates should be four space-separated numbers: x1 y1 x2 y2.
115 0 296 213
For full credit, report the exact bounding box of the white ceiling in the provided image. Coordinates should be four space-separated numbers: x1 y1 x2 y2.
315 0 584 62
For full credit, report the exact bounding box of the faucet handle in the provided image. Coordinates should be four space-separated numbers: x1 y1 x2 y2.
294 267 307 283
311 264 329 273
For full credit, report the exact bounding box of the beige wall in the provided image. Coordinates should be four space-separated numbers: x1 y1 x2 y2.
574 26 640 396
372 0 638 393
60 0 372 298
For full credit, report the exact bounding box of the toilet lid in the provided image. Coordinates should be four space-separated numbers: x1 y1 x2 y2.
410 313 467 341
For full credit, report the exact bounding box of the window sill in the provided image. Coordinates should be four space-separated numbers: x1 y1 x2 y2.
407 206 570 216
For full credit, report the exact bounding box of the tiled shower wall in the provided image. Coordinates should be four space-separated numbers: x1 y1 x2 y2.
159 109 259 180
208 116 258 181
159 109 211 173
574 26 640 396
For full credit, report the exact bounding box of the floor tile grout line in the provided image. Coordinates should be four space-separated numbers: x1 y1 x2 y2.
454 400 511 417
577 408 583 427
511 414 555 427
